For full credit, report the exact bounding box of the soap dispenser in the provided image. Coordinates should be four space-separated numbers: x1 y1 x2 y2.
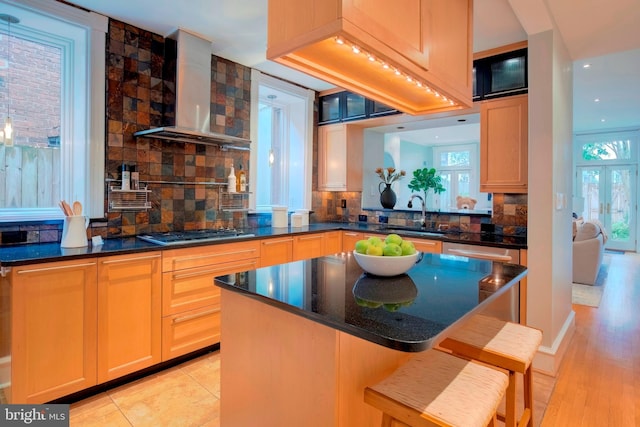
227 165 237 193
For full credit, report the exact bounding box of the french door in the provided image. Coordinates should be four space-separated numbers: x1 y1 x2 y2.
576 165 637 251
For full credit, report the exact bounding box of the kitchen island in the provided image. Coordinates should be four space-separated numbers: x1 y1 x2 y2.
214 252 527 427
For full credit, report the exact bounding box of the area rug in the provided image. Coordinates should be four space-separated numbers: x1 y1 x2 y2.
572 255 609 307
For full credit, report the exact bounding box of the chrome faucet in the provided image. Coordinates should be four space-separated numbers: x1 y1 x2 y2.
407 194 426 227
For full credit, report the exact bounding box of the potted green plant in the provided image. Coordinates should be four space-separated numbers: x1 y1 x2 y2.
407 167 446 213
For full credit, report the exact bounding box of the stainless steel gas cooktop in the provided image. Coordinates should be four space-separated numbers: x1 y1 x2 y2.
137 229 255 246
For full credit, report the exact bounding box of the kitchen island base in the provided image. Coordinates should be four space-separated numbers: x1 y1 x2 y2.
220 289 412 427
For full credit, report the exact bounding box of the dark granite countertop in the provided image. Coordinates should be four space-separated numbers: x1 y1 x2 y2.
0 222 526 267
214 252 527 352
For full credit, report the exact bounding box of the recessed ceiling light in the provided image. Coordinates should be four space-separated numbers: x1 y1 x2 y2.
600 118 606 122
594 98 600 102
583 63 591 69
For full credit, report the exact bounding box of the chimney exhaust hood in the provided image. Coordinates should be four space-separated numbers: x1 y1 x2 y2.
267 0 474 116
134 30 251 146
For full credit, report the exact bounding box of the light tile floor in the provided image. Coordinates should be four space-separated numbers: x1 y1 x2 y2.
69 352 221 427
68 349 555 427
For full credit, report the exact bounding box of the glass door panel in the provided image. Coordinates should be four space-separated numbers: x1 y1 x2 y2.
577 165 636 251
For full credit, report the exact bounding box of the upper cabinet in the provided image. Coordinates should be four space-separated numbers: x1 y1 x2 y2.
474 48 528 101
267 0 473 115
319 91 400 125
480 94 528 193
318 123 363 191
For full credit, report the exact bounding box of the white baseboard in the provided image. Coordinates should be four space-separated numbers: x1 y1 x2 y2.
532 310 576 376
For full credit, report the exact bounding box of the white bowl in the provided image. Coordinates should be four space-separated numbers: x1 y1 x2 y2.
352 250 421 277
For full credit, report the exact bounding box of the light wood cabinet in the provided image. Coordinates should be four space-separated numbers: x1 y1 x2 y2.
161 241 260 360
8 259 98 403
324 231 342 255
260 237 294 267
318 123 363 191
293 233 325 261
404 237 442 254
267 0 473 115
342 231 364 252
97 252 162 383
480 94 528 193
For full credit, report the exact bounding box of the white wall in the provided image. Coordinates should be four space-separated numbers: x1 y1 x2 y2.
527 27 575 375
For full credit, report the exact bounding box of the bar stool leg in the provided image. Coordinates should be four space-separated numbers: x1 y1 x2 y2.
524 366 534 427
505 371 517 427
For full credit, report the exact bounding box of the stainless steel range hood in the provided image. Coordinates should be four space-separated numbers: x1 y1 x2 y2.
134 30 251 146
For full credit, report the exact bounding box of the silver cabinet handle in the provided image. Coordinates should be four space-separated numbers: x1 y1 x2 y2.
173 308 220 323
173 261 257 280
17 262 97 274
101 254 160 264
261 238 293 245
447 249 512 262
175 249 258 262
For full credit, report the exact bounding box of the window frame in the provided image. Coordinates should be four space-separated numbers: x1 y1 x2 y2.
0 0 106 222
432 142 479 209
249 69 314 211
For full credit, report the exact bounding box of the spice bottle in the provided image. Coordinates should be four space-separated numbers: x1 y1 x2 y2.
121 164 130 191
227 165 237 193
237 164 247 192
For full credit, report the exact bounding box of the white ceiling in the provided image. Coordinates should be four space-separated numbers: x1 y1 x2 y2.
66 0 640 136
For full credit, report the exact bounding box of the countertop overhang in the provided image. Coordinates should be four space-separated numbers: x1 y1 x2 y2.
214 252 527 352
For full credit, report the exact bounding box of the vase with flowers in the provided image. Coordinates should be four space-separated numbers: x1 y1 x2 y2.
375 167 405 209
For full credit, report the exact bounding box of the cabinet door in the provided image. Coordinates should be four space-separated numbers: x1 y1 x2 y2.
324 231 342 255
162 305 221 361
10 259 98 403
480 94 528 193
318 124 347 191
318 124 363 192
293 234 325 261
405 238 442 254
342 231 363 252
260 237 294 267
97 252 162 383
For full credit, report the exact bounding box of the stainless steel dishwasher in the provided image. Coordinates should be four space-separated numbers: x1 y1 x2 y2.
442 242 521 322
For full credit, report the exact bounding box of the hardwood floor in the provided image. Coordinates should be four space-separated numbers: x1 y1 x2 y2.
67 252 638 426
541 252 640 426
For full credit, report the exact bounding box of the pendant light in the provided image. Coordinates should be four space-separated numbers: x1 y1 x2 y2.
267 94 276 167
0 14 19 147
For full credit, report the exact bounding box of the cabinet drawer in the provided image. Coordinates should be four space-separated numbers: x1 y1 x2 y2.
293 234 324 261
162 240 261 272
260 237 293 267
406 239 442 254
342 231 363 252
162 305 221 361
162 259 258 315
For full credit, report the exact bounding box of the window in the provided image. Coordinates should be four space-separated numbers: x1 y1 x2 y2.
250 70 314 211
0 0 106 221
433 144 477 210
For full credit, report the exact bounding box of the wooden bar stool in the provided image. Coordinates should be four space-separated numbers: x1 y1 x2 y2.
438 315 543 427
364 349 509 427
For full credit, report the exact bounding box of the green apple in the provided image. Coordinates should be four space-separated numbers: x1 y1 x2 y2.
354 239 370 254
367 236 383 247
385 233 403 246
400 240 416 255
366 244 384 256
382 243 402 256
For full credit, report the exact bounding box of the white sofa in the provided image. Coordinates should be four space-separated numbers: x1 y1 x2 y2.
572 220 606 285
